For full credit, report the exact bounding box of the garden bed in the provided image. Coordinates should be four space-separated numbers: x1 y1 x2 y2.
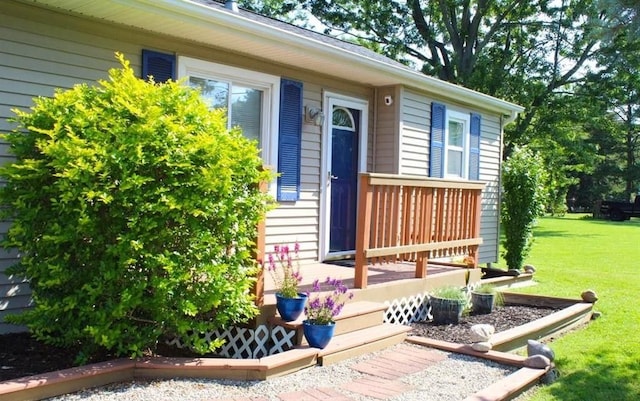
0 291 595 401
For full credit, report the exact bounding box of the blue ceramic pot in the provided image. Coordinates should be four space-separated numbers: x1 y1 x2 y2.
275 293 307 321
302 320 336 349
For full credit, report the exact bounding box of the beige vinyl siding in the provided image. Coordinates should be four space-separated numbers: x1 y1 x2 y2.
399 88 430 176
477 113 502 263
373 86 399 174
0 2 377 330
396 91 503 263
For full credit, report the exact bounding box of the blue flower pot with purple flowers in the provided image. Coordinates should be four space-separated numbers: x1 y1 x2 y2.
302 320 336 349
275 292 307 322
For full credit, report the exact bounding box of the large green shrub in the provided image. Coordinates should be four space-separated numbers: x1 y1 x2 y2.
501 146 547 270
0 54 274 362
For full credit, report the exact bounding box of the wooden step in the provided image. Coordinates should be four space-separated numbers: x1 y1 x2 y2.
269 301 387 337
316 323 412 366
259 347 319 380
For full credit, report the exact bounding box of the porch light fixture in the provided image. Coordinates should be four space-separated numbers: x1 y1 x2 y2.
305 106 325 126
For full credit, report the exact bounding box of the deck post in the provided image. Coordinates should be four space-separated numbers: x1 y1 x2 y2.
355 173 373 288
252 179 267 307
468 188 483 267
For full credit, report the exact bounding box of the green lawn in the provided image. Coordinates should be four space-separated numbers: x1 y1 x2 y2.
503 214 640 401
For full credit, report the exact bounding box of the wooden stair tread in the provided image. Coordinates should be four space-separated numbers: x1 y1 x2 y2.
316 323 411 357
270 301 387 329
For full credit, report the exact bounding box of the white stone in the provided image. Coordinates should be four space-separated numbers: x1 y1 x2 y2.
471 342 493 352
581 289 598 303
524 264 536 274
524 354 551 369
470 324 495 342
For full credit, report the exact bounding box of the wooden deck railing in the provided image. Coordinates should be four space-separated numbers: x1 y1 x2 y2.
354 173 485 288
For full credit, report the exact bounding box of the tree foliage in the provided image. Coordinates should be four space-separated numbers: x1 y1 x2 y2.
0 54 274 362
501 146 547 270
243 0 612 206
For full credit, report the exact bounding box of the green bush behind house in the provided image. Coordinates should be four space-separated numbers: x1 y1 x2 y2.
0 54 275 363
501 145 547 270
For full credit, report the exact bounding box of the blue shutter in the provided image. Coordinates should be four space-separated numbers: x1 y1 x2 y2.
429 102 446 178
469 113 481 180
141 50 175 83
277 79 303 202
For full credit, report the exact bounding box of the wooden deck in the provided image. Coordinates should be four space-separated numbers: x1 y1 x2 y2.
260 261 481 309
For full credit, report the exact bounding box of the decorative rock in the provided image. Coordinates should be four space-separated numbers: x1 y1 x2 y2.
524 264 536 274
507 269 521 276
541 367 561 384
523 354 551 369
591 311 603 320
527 339 555 362
470 324 495 343
471 341 493 352
581 289 598 303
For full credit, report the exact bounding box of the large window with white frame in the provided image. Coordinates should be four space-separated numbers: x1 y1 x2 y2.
445 110 470 179
177 57 280 169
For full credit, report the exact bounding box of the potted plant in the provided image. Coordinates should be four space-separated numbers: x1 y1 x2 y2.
303 277 354 349
429 285 467 324
266 243 306 321
470 283 502 314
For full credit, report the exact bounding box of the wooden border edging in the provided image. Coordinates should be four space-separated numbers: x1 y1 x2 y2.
405 336 526 367
0 348 320 401
462 367 549 401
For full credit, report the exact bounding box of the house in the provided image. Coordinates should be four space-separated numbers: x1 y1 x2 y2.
0 0 523 335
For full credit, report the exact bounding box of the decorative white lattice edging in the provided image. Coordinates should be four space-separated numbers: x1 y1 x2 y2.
166 323 299 358
384 292 430 324
170 287 481 358
268 325 297 354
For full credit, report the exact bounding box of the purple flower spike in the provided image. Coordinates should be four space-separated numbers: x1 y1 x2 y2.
304 275 353 325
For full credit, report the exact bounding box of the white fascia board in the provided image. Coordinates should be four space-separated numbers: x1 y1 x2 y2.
48 0 525 118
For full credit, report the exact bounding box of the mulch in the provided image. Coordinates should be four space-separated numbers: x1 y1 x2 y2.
0 304 557 382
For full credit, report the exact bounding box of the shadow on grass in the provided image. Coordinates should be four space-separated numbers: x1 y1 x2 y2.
549 350 640 401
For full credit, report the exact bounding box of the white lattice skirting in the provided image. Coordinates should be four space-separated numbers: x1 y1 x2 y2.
169 291 440 358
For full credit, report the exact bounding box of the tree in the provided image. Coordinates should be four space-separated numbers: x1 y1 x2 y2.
501 146 547 270
243 1 599 137
0 54 274 362
581 33 640 200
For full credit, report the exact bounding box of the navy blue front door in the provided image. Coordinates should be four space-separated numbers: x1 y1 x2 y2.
329 108 359 252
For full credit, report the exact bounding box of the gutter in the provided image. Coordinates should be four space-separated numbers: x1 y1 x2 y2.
122 0 525 117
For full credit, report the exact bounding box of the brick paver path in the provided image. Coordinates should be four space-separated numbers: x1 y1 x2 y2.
279 387 352 400
351 344 447 379
220 345 449 401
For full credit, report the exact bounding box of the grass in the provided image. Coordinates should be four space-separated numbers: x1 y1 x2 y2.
502 214 640 401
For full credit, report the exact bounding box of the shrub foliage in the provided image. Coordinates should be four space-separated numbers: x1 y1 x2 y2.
0 54 274 361
501 146 547 270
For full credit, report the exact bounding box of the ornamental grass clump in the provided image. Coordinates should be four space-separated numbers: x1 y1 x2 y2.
266 243 302 298
305 277 354 325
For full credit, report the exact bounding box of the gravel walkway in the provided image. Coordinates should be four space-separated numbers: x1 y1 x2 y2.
47 343 519 401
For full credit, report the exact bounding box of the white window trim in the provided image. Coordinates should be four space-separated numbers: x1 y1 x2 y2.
444 109 470 180
177 56 280 196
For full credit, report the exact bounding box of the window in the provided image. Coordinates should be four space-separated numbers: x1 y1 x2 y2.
177 57 280 168
429 102 480 180
445 111 469 179
188 77 263 144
